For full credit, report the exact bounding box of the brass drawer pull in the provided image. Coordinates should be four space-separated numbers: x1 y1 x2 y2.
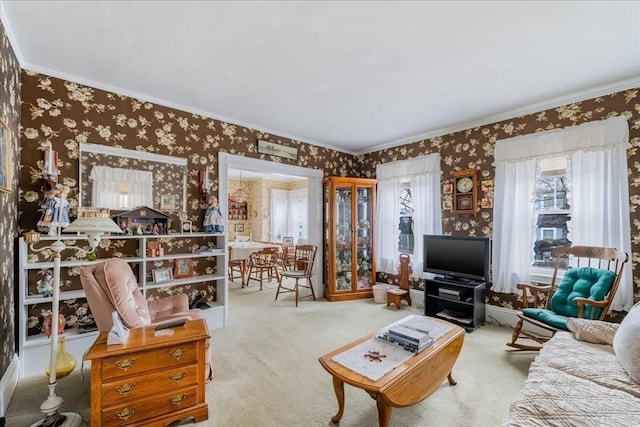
169 372 187 382
115 359 135 371
115 383 136 395
116 407 135 421
169 348 187 360
170 394 187 406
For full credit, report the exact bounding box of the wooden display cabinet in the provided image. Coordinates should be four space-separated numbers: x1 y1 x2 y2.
324 177 376 301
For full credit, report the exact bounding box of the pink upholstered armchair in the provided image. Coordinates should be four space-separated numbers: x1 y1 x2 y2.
80 258 212 380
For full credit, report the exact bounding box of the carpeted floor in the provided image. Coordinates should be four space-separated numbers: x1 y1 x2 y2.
5 280 536 426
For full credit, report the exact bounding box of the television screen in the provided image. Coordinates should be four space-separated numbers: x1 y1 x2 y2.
423 235 490 282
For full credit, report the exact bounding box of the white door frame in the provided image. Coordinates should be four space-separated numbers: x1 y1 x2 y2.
218 153 324 311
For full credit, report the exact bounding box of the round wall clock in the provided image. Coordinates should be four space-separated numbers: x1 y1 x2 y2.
456 177 474 193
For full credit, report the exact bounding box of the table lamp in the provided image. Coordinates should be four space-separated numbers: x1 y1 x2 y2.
24 207 122 427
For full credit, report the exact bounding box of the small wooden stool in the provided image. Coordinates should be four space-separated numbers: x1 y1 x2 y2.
386 254 412 309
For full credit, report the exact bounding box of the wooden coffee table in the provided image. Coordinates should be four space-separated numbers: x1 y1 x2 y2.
318 317 465 427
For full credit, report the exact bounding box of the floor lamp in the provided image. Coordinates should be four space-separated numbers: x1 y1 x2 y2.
23 210 122 427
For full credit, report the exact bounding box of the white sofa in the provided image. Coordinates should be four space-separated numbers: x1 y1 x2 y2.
504 305 640 426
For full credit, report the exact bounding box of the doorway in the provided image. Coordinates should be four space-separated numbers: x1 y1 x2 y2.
219 153 324 318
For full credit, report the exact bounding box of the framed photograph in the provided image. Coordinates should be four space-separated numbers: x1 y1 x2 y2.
235 223 244 232
181 220 192 233
257 139 298 161
442 183 453 194
160 195 176 210
442 199 453 211
174 258 193 279
481 197 494 209
481 179 494 192
152 268 173 284
283 236 294 245
0 117 12 193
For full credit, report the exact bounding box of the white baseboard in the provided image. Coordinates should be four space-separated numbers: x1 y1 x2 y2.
485 304 519 327
0 355 19 417
485 305 554 338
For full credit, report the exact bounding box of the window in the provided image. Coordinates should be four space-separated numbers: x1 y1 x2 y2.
492 116 633 310
533 157 571 268
376 153 442 276
398 181 414 253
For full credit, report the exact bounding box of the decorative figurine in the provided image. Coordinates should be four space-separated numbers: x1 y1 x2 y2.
203 195 224 233
37 184 71 236
36 270 54 297
119 220 131 235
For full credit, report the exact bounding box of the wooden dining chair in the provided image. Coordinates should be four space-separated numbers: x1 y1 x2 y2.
246 246 279 290
275 245 317 307
228 246 243 282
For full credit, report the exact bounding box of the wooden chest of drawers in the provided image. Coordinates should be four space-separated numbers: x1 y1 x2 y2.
83 319 210 426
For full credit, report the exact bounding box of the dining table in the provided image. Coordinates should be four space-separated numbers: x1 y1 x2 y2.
229 241 281 287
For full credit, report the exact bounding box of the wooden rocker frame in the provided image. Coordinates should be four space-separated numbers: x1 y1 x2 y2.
507 245 627 351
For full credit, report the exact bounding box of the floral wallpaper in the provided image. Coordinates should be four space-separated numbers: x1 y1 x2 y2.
363 90 640 314
19 70 357 337
13 56 640 358
0 21 21 379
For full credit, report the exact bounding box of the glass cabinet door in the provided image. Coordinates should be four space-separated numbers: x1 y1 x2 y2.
334 185 352 291
355 185 373 289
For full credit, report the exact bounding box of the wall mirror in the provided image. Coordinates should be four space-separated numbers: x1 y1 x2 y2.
79 142 187 212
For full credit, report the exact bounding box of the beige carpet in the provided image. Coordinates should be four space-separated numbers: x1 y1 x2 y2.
5 280 536 426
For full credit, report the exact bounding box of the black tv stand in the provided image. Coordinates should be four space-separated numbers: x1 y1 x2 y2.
424 276 486 331
434 276 477 285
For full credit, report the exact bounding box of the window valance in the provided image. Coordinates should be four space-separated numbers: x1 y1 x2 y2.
495 115 629 162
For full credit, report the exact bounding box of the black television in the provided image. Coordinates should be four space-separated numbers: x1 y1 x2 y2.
423 234 490 283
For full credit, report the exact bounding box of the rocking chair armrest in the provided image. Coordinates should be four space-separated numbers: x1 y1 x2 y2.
573 297 609 319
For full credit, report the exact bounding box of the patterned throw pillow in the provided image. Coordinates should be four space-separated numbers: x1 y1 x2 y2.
613 301 640 383
566 318 619 345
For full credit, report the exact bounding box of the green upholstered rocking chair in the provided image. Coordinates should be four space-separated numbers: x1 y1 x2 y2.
507 245 628 351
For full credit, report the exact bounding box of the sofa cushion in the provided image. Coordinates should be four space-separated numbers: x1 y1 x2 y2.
566 318 619 345
613 301 640 383
550 266 616 319
504 331 640 426
94 258 151 328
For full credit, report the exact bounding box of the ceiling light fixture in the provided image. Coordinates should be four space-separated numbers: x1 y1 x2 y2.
232 170 249 203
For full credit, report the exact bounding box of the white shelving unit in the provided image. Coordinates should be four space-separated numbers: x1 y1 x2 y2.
17 232 228 378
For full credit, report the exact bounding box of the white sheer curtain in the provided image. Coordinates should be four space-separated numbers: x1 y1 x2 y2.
376 153 442 275
570 146 633 310
89 165 153 209
493 116 632 305
376 178 400 273
271 188 308 242
271 189 288 241
288 188 308 240
492 158 537 293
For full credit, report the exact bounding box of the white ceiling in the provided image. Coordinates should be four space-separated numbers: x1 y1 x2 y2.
2 1 640 154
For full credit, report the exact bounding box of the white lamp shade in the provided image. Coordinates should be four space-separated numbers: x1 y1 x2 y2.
63 216 123 234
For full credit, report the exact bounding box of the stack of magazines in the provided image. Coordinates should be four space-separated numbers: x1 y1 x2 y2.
377 324 434 354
